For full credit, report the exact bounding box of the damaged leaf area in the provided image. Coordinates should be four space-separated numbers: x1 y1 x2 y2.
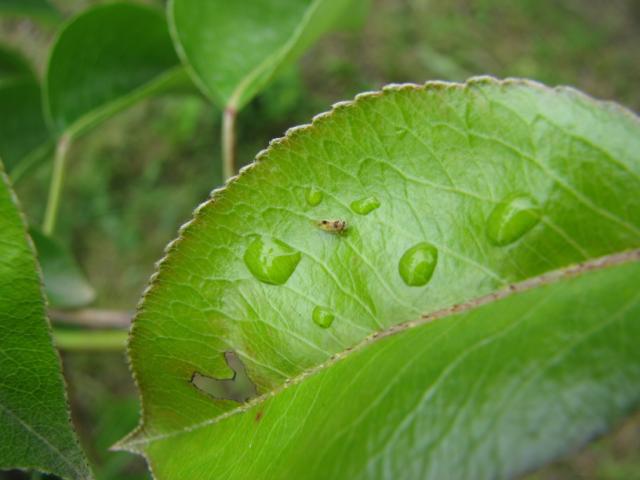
120 78 640 479
191 351 257 403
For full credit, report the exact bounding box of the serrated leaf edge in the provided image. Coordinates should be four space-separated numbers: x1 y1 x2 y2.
0 163 92 479
116 76 640 456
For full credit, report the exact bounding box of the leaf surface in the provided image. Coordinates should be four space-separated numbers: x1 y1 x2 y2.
168 0 356 109
0 0 60 22
45 2 188 139
121 79 640 479
0 161 91 479
30 227 95 309
0 46 51 175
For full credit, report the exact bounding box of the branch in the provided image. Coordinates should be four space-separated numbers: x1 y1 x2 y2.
49 308 132 329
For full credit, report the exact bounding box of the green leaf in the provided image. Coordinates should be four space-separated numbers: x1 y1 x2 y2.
0 0 61 23
29 227 95 309
0 45 35 82
119 78 640 478
169 0 357 110
45 2 189 139
0 46 52 176
0 161 91 479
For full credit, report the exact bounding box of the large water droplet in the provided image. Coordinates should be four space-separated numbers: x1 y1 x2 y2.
398 242 438 287
243 236 301 285
306 187 323 207
312 306 335 328
486 194 541 246
351 196 381 215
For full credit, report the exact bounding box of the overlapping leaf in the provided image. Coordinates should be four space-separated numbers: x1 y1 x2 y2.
30 227 95 309
0 161 91 479
169 0 359 110
0 46 51 176
0 0 60 23
120 78 640 478
45 2 189 139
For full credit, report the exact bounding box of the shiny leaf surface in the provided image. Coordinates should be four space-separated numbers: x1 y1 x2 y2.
121 79 640 479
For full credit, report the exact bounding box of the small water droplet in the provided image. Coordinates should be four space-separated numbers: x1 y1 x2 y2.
312 306 335 328
486 194 541 246
306 187 323 206
243 236 301 285
351 196 381 215
398 242 438 287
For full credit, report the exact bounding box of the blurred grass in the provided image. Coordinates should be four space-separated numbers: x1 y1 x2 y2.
1 0 639 478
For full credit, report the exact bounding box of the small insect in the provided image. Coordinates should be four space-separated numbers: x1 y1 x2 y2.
316 219 348 235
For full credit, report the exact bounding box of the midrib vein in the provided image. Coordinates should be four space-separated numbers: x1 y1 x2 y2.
121 247 640 448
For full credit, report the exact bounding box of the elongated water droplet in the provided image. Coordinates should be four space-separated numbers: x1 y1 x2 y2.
243 236 301 285
306 187 323 206
486 194 541 246
351 196 381 215
312 306 335 328
398 242 438 287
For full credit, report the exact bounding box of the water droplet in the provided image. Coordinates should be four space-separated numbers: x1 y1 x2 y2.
351 196 381 215
243 236 301 285
312 306 335 328
486 194 541 246
306 187 323 206
398 242 438 287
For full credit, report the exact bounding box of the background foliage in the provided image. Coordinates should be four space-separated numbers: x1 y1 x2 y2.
0 0 639 479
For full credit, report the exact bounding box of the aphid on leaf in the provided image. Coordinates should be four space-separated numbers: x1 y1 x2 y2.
316 219 348 235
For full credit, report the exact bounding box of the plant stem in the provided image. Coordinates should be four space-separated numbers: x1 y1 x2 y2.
42 134 71 236
53 328 128 351
49 308 132 329
222 106 237 181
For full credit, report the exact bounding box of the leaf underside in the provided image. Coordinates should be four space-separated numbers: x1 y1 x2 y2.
0 163 90 479
122 78 640 479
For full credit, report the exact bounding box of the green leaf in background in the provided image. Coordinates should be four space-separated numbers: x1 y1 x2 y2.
0 44 34 81
0 0 61 23
30 227 95 309
0 161 91 479
0 46 52 177
118 78 640 478
169 0 358 110
45 2 188 139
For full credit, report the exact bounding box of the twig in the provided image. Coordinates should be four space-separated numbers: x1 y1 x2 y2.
42 134 71 235
53 329 128 351
49 308 132 329
222 106 237 181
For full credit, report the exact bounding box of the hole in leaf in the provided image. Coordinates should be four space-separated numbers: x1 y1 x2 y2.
191 351 257 403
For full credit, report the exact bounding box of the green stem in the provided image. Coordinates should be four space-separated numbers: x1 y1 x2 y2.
53 328 128 351
222 106 237 181
42 134 71 235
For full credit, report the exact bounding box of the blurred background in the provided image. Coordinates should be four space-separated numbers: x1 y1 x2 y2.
1 0 639 478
